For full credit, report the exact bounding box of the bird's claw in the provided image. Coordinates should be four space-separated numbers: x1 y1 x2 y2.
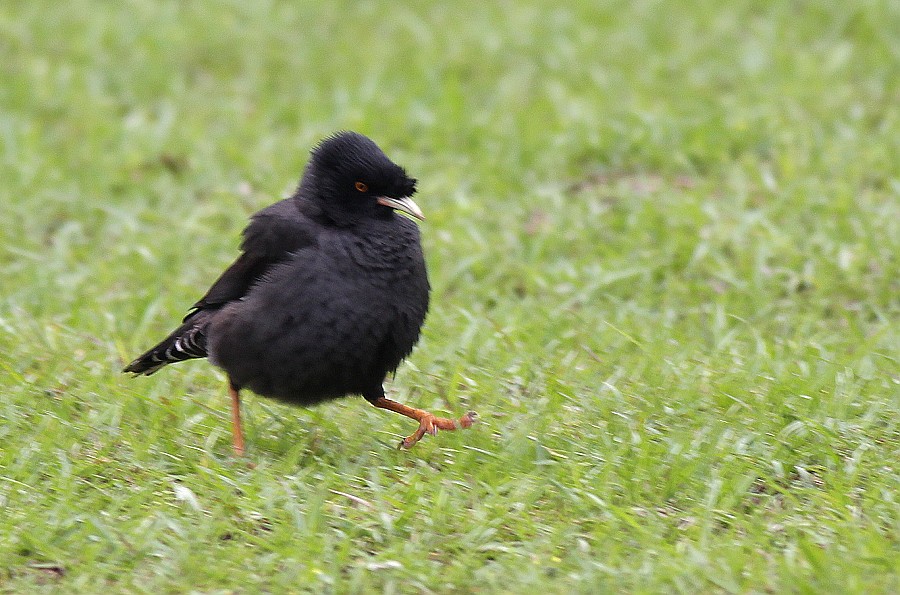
398 411 477 449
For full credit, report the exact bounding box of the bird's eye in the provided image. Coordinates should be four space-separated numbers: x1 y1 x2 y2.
354 181 368 192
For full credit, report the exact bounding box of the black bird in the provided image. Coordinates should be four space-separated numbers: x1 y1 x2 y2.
124 132 475 454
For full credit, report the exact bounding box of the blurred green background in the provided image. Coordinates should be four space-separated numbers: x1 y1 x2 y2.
1 1 898 592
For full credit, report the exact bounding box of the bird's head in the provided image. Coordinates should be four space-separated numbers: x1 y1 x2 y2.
303 131 423 225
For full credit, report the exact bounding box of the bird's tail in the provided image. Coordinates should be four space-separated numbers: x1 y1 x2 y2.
123 311 212 376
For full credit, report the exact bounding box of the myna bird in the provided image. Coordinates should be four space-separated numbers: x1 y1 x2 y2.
124 132 475 455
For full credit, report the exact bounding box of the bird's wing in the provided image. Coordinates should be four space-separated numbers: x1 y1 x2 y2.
123 199 318 375
185 199 318 319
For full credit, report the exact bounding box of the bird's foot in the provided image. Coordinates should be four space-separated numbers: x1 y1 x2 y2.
369 396 477 449
399 411 478 449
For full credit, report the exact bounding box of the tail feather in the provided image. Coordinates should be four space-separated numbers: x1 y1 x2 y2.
124 312 211 376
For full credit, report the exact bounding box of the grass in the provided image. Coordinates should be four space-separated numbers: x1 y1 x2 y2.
1 0 898 592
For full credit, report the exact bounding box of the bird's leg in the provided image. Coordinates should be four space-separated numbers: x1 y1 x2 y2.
229 381 245 456
370 396 476 449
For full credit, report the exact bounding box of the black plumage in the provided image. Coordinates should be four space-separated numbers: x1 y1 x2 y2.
125 132 475 453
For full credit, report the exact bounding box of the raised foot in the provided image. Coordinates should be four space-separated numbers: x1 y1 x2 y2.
399 411 478 449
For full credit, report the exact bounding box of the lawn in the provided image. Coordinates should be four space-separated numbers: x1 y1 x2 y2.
1 1 898 592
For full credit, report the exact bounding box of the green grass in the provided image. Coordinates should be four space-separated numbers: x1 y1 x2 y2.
1 0 898 592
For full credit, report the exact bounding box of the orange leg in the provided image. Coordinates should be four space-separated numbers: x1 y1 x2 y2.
229 382 245 456
371 396 476 449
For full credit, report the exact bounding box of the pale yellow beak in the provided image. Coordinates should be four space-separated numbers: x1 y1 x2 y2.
377 196 425 221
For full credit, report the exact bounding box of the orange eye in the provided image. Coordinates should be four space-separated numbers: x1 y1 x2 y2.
354 181 368 192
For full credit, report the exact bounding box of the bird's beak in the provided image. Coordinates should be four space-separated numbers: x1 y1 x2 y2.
377 196 425 221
